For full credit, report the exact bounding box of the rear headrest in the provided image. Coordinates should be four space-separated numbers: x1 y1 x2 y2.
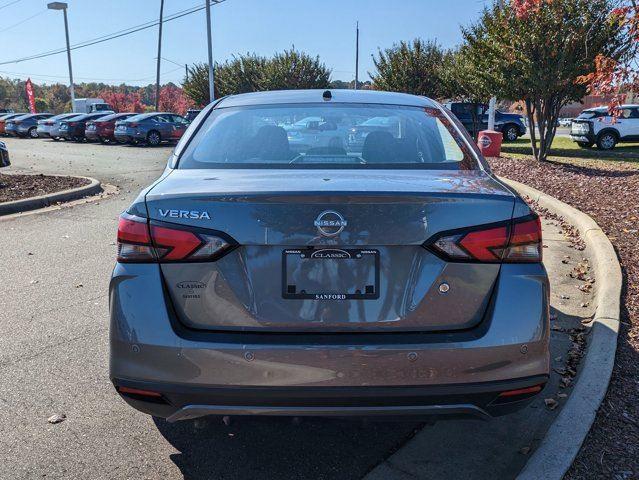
362 131 398 163
251 125 290 161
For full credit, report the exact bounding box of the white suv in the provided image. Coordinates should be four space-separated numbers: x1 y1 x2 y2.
570 105 639 150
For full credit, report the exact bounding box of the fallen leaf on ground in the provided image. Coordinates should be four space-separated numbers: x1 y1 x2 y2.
47 413 66 424
545 398 559 410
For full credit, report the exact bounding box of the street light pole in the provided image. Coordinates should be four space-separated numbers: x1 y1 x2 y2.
155 0 165 112
354 21 359 90
205 0 214 102
47 2 75 112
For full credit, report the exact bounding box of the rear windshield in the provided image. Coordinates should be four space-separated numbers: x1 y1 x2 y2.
178 104 478 170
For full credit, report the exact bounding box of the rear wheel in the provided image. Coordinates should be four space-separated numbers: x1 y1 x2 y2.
147 130 161 147
577 141 593 148
503 125 519 142
28 127 39 139
597 132 617 150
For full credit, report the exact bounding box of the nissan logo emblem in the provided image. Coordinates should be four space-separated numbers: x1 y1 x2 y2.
314 210 347 237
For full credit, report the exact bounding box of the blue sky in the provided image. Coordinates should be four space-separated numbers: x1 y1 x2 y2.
0 0 489 86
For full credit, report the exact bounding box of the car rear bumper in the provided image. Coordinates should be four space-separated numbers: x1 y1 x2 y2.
115 129 144 142
112 375 548 421
110 262 550 420
85 130 101 141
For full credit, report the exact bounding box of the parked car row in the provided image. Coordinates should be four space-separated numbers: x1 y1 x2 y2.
0 110 203 146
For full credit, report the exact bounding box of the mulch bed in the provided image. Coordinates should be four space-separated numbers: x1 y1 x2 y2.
0 173 89 203
489 156 639 479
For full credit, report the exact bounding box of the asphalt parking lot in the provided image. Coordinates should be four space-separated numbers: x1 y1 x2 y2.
0 138 594 480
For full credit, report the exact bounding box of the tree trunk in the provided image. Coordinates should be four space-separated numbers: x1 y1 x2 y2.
537 96 562 162
525 98 540 161
526 96 562 162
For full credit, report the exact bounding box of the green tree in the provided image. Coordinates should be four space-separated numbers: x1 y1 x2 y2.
183 50 331 106
34 98 48 112
370 39 447 99
182 63 210 106
438 48 493 139
262 48 331 91
462 0 626 161
44 84 71 113
216 53 268 96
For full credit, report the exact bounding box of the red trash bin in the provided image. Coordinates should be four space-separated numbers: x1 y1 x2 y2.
477 130 502 157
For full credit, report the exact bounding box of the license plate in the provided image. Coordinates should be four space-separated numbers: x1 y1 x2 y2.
282 248 379 300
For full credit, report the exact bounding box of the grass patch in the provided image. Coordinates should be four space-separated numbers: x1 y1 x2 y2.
502 136 639 163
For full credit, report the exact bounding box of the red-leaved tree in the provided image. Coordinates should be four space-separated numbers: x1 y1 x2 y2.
158 85 193 115
577 2 639 107
99 89 146 113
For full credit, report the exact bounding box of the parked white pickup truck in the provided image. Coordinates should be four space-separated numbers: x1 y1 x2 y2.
570 104 639 150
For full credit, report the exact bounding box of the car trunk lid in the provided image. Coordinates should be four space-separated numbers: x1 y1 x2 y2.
145 169 516 332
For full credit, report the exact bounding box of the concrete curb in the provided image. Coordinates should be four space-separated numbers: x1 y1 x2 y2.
501 178 621 480
364 178 621 480
0 175 101 216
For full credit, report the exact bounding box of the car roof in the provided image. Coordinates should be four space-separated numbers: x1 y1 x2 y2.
51 113 78 119
11 113 37 120
585 104 639 112
96 112 136 121
0 113 24 120
126 112 173 120
216 89 438 108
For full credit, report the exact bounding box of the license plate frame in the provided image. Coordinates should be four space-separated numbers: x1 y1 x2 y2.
282 247 380 300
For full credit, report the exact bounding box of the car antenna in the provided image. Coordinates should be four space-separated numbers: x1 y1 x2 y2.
322 90 332 101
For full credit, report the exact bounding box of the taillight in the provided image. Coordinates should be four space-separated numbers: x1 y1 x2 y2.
117 214 155 262
116 213 235 263
503 215 542 262
427 214 542 263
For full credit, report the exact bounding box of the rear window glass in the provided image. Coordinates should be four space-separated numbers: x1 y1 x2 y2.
178 104 478 170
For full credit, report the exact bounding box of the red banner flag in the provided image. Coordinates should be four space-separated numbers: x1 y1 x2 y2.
25 78 36 113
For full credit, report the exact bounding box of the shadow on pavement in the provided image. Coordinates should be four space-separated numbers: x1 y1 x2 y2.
154 415 421 480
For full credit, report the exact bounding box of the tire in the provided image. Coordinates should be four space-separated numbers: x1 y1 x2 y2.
503 125 519 142
596 132 617 150
577 141 594 148
28 127 39 139
100 137 110 144
51 137 60 141
147 130 161 147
